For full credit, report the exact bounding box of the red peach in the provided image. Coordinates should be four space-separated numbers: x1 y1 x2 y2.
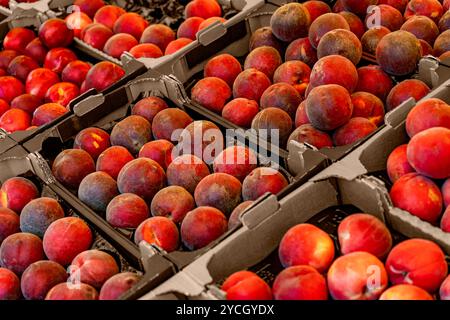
191 77 231 113
386 79 431 111
0 177 38 214
139 140 174 170
279 224 335 273
0 99 8 117
317 28 362 65
380 284 433 300
129 44 163 59
273 61 311 97
65 12 92 38
233 68 271 103
45 283 98 300
204 54 242 87
0 76 24 103
270 3 311 42
378 0 408 12
99 272 141 300
131 96 168 123
113 13 149 40
419 39 433 56
45 82 80 108
434 30 450 56
78 172 118 212
309 55 358 93
198 17 226 31
387 144 416 183
0 50 18 70
184 0 222 19
140 24 176 52
401 15 439 45
152 108 193 142
288 124 333 149
213 146 258 182
439 11 450 33
104 33 138 59
134 216 179 252
84 61 125 92
251 108 293 146
0 108 31 132
20 197 64 238
273 265 328 300
249 27 285 55
38 18 74 49
222 98 259 128
351 92 385 126
24 38 47 65
0 267 20 300
440 275 450 299
3 28 35 54
333 0 345 12
222 271 272 300
10 94 42 115
110 115 152 155
228 201 253 230
164 38 193 55
94 5 126 30
106 193 149 228
386 238 448 293
61 60 91 87
180 206 227 250
166 154 210 194
404 0 443 24
21 260 67 300
260 83 302 119
285 37 318 68
177 17 204 40
242 167 289 201
339 11 365 39
150 186 195 224
82 23 114 51
308 13 350 48
0 208 19 244
74 0 105 18
355 65 393 102
341 0 378 16
361 27 391 55
328 252 388 300
406 98 450 137
52 149 95 190
25 68 60 99
244 46 282 80
32 103 68 127
295 101 310 128
96 146 134 180
303 1 332 23
7 55 38 82
442 179 450 208
366 4 404 31
333 117 377 146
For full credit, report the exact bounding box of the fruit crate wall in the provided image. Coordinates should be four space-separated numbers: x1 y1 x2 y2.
126 0 448 178
22 72 313 299
0 145 159 298
0 9 148 153
313 76 450 255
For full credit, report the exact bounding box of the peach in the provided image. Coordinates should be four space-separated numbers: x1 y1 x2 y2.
38 18 74 48
244 46 282 80
177 17 204 40
273 265 328 300
179 121 223 163
260 83 302 119
295 101 310 127
45 82 80 108
351 92 385 126
333 117 377 146
0 232 44 275
366 4 404 31
242 167 289 201
74 127 111 160
3 28 35 54
110 115 152 155
228 201 253 230
0 177 38 214
117 158 166 203
249 27 284 55
386 238 448 293
0 50 18 70
131 96 168 123
213 146 258 182
442 179 450 207
401 15 439 45
134 216 179 252
333 0 345 12
74 0 105 18
341 0 378 16
222 98 259 128
180 206 227 250
129 43 163 59
140 24 175 52
0 76 24 103
439 11 450 33
106 193 149 228
82 23 114 50
338 213 392 259
376 30 421 76
419 39 433 56
378 0 408 12
222 271 272 300
380 284 434 300
43 217 92 266
11 94 42 115
317 28 362 65
0 99 8 117
194 173 241 216
251 107 293 146
84 61 125 92
166 154 210 194
204 54 242 87
139 140 174 170
443 206 450 232
270 3 310 42
355 65 393 102
198 17 226 31
273 61 311 97
387 144 416 183
78 172 118 212
94 5 126 30
65 12 92 38
52 149 95 190
45 283 98 300
434 30 450 56
386 79 431 111
309 55 358 93
0 108 31 132
308 13 350 48
0 267 20 300
164 38 193 55
99 272 141 300
328 252 388 300
150 186 194 224
20 197 64 238
24 38 47 65
440 275 450 299
361 27 391 55
303 1 332 23
407 127 450 179
152 108 193 142
406 98 450 137
69 250 118 289
21 260 67 300
191 77 231 113
390 173 443 223
0 208 19 244
7 55 38 82
285 37 318 68
339 11 365 39
404 0 443 24
96 146 134 180
184 0 222 19
306 84 353 131
288 124 333 149
279 224 334 272
25 68 60 99
113 13 149 40
233 68 271 103
31 103 68 127
104 33 138 59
